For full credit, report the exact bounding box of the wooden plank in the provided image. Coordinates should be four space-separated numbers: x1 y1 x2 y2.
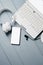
0 0 16 13
0 45 11 65
12 0 25 10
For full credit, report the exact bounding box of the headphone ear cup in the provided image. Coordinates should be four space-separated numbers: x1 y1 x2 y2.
2 22 12 33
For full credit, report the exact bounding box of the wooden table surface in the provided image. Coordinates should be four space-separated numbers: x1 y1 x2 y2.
0 0 43 65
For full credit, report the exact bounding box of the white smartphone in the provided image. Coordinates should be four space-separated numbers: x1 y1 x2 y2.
11 27 21 45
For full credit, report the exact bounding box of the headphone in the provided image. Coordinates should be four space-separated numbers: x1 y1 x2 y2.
0 9 15 33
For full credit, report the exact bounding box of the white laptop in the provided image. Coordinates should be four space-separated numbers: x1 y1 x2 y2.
27 0 43 18
12 0 43 39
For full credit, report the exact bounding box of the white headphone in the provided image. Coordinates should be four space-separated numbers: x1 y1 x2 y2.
0 9 15 33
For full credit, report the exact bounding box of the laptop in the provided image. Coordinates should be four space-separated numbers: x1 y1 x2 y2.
12 0 43 39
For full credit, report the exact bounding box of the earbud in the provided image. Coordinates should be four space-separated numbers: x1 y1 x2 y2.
2 22 12 33
41 33 43 43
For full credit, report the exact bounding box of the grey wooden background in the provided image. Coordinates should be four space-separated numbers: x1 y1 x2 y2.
0 0 43 65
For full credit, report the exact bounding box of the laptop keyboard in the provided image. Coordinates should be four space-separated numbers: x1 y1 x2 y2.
14 1 43 38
